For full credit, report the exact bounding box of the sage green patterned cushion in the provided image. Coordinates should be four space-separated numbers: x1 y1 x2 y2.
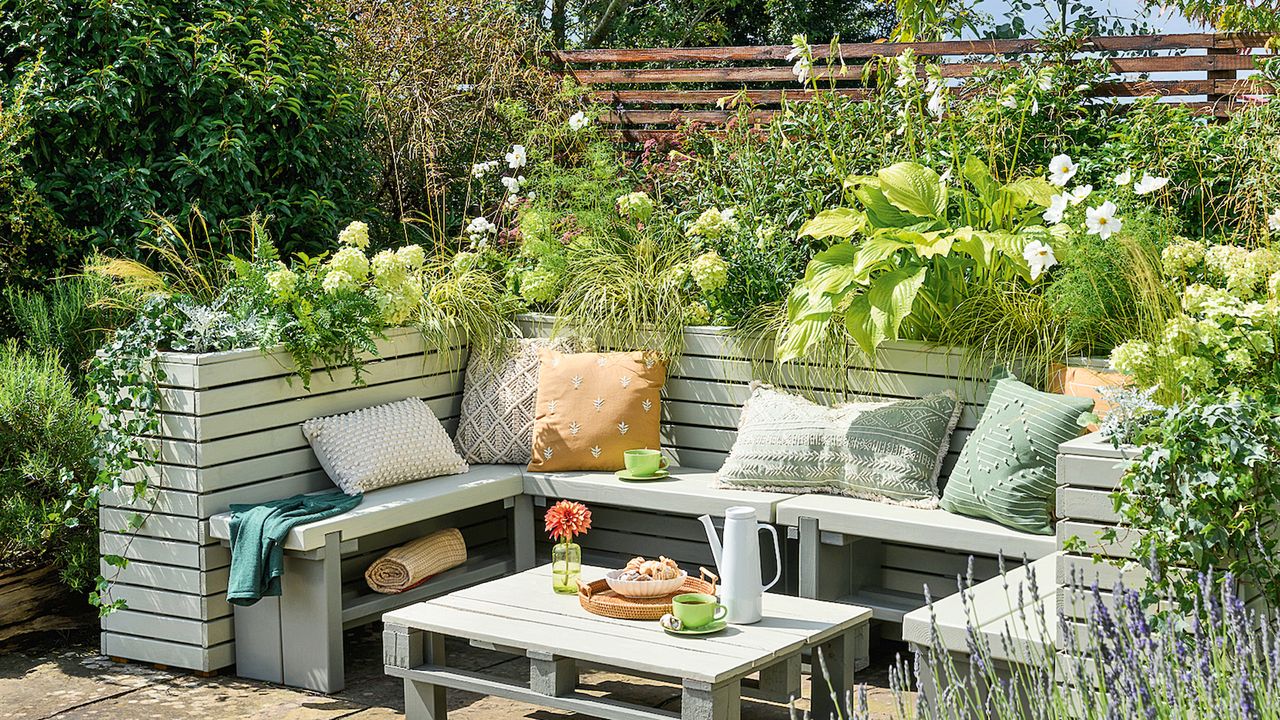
940 372 1093 535
717 385 962 505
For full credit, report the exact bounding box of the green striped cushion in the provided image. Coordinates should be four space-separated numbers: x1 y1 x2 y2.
718 385 962 505
940 372 1093 535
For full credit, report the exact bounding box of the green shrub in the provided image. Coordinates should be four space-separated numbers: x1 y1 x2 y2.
5 275 128 386
0 0 377 261
0 340 97 591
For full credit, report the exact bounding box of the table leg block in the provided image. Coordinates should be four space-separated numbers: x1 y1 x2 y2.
528 651 577 696
756 654 802 704
810 628 857 720
682 678 741 720
403 632 448 720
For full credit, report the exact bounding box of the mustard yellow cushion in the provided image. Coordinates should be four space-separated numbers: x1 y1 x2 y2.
528 349 667 472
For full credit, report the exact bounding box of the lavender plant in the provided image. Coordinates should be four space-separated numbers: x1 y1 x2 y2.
797 563 1280 719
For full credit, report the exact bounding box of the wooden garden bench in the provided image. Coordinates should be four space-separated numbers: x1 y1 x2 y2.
207 465 533 693
777 496 1058 624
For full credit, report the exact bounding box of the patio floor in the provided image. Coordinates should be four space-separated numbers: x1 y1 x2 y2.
1 625 913 720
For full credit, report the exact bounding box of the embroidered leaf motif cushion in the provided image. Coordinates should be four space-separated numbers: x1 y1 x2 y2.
939 372 1093 535
717 385 962 505
454 337 576 464
528 349 667 472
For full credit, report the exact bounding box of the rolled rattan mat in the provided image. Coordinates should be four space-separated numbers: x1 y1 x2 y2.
365 528 466 594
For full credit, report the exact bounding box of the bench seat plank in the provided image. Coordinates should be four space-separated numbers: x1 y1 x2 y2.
523 467 791 522
776 494 1057 559
208 465 524 551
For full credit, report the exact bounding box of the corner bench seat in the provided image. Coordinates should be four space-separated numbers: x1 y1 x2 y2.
523 466 792 522
776 494 1058 624
208 465 526 551
776 495 1058 560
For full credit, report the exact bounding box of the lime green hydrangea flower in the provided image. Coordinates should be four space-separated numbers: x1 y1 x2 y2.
338 220 370 249
265 264 297 300
690 250 729 292
1160 239 1205 277
683 302 712 325
616 191 655 222
327 246 369 282
1109 340 1152 376
520 266 562 305
686 208 738 239
397 244 426 270
322 269 356 294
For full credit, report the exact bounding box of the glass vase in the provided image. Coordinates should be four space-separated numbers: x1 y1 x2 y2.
551 541 581 594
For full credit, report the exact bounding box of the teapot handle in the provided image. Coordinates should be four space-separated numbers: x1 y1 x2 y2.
758 523 782 592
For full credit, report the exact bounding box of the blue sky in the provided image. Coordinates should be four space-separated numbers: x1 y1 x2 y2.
971 0 1207 35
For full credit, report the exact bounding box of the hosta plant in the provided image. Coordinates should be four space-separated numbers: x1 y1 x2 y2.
778 157 1057 360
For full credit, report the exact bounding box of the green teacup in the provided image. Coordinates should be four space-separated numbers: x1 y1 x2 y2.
624 448 669 477
671 593 727 629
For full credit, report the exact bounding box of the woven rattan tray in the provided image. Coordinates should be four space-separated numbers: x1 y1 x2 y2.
577 567 719 620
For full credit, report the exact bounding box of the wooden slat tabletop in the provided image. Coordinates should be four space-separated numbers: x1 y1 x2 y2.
383 564 870 684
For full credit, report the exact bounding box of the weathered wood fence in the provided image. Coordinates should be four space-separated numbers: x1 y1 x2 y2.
555 32 1274 142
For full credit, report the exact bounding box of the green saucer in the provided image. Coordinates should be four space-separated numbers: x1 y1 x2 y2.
663 619 727 636
614 469 670 481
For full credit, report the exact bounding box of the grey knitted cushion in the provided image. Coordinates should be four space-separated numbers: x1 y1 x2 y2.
718 385 962 505
302 397 468 495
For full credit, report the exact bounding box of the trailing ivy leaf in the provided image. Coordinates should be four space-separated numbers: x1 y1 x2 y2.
878 162 947 221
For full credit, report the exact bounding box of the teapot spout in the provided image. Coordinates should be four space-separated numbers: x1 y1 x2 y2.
697 514 723 568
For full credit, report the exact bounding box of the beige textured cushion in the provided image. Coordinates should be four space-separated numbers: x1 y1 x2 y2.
454 338 575 464
302 397 468 495
528 350 667 472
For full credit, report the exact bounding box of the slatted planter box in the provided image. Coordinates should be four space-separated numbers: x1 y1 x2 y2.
99 328 470 672
1054 433 1268 634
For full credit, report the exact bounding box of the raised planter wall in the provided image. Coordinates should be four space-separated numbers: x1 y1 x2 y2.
100 317 996 670
98 328 469 671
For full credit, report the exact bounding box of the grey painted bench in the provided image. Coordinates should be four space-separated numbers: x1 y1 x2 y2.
208 465 532 693
777 495 1058 625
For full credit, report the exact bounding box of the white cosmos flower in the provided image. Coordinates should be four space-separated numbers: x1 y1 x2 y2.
1085 201 1122 240
505 144 527 169
1114 168 1132 186
1048 154 1077 187
1133 172 1170 195
1269 208 1280 233
1044 194 1069 225
1023 240 1058 281
568 111 590 131
1069 184 1093 206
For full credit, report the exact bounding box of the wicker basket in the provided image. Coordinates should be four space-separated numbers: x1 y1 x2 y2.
577 567 718 620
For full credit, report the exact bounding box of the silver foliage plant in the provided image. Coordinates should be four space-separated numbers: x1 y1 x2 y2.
798 559 1280 719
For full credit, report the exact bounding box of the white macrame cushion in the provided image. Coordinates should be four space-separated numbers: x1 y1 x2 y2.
454 337 575 464
302 397 468 495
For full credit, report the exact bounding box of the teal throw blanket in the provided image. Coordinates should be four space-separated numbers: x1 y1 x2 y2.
226 490 363 606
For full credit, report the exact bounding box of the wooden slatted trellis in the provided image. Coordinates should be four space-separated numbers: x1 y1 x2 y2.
554 32 1275 143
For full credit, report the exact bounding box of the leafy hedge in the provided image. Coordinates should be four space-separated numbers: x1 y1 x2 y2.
0 0 377 271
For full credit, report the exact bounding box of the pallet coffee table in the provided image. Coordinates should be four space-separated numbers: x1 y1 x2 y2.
382 564 871 720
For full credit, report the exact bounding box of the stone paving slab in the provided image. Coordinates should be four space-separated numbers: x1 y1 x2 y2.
1 625 910 720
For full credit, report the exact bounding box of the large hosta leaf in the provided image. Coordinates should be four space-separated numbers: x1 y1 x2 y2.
848 182 919 229
802 244 863 296
778 285 833 362
878 162 947 221
797 208 866 240
843 264 928 356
